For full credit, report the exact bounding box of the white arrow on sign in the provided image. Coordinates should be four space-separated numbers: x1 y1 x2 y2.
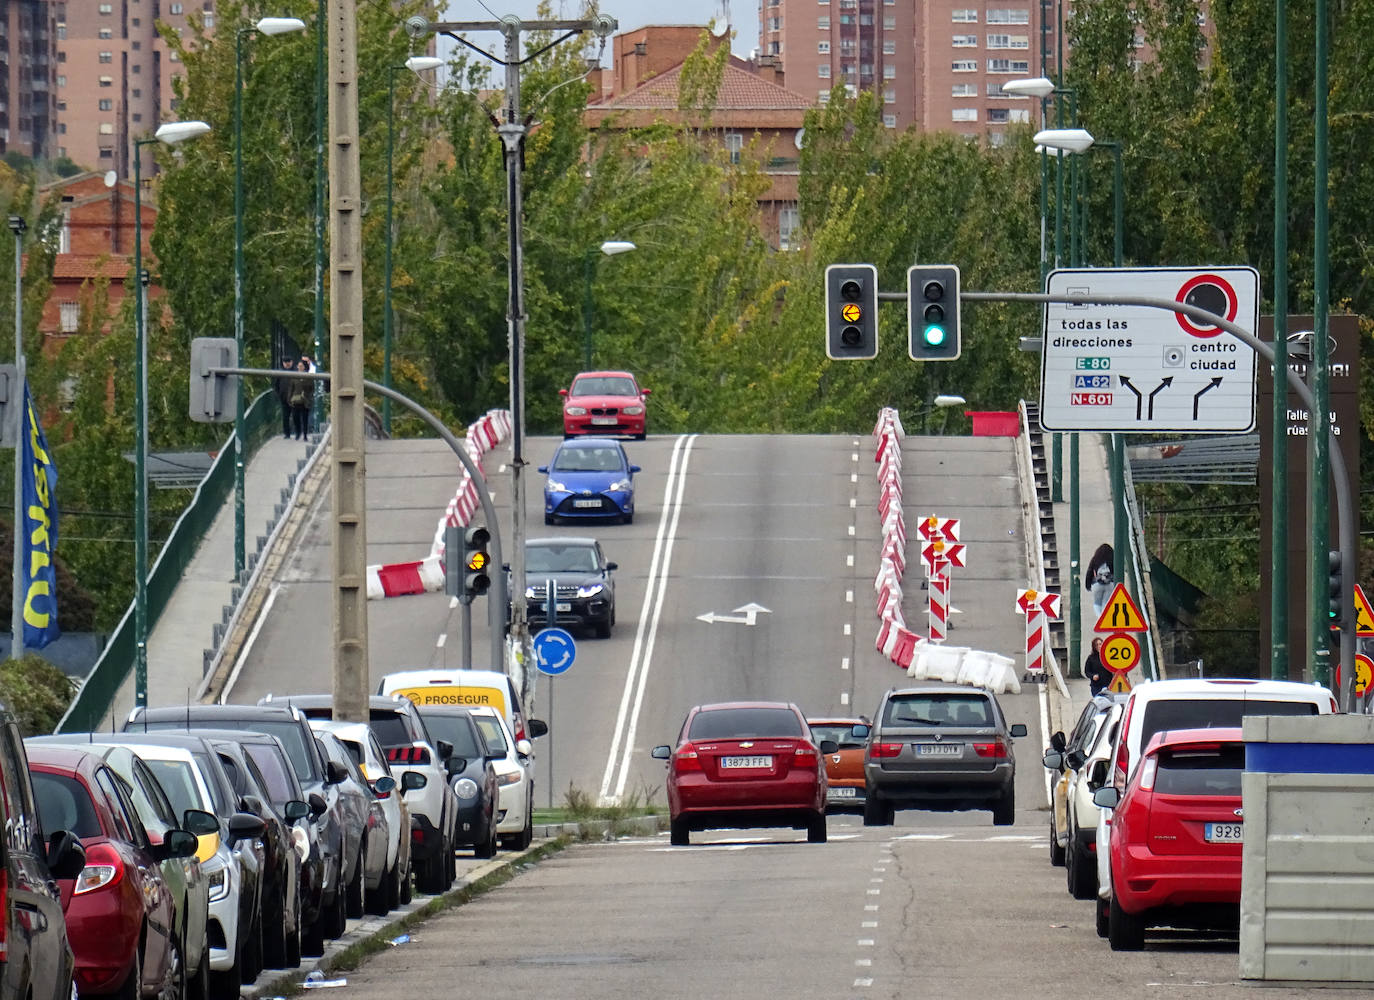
696 603 772 626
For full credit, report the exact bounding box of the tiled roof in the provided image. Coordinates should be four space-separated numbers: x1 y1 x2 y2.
595 56 813 111
52 255 132 281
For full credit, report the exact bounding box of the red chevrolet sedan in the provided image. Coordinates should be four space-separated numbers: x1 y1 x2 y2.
560 370 649 439
651 702 837 846
27 746 199 1000
1095 727 1245 951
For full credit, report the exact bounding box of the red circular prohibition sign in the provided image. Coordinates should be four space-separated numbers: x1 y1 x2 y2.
1175 273 1239 338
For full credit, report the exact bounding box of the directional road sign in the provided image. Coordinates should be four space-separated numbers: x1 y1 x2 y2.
922 541 966 574
533 627 576 676
1015 589 1061 619
918 516 960 542
1038 266 1260 433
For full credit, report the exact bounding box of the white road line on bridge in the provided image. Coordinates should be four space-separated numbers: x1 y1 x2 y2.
449 596 459 609
599 434 697 804
840 692 850 706
846 554 854 567
1039 665 1054 809
436 633 446 648
844 623 852 636
850 497 857 508
851 473 858 484
841 657 850 671
221 583 279 702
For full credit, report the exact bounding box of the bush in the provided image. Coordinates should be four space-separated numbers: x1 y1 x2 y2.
0 655 77 736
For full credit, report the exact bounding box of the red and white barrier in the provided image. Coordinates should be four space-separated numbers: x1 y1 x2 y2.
872 408 928 669
366 408 511 599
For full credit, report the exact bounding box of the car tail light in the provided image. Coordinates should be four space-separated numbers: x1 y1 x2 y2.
74 843 123 896
387 746 431 766
870 743 903 759
972 741 1008 758
794 746 818 765
0 867 8 962
673 752 702 774
1138 755 1158 791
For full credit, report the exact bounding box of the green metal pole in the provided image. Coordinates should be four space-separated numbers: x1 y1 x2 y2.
582 250 594 370
1310 0 1331 687
1270 0 1289 680
233 29 246 580
1106 140 1128 615
383 68 396 435
1068 433 1080 678
312 0 326 432
133 138 148 708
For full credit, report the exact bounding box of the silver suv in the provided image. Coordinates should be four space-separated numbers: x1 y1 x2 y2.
862 683 1027 827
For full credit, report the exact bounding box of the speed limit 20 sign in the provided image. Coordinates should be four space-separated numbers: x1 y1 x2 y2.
1100 632 1141 674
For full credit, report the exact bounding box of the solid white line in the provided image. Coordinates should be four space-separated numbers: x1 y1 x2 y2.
615 435 697 801
436 633 447 648
1039 661 1056 808
222 583 279 702
598 434 694 803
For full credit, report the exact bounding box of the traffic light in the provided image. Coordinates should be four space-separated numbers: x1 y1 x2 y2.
462 525 492 602
188 338 239 423
907 265 961 362
825 264 879 360
1328 550 1344 626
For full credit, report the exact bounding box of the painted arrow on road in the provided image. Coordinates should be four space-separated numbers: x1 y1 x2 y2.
697 603 773 626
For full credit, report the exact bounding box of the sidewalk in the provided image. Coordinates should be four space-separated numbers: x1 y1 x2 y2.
97 435 321 730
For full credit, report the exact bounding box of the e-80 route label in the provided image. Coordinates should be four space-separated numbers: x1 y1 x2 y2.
1038 267 1259 433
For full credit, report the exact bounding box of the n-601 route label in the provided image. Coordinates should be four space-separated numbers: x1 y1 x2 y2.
1038 267 1259 433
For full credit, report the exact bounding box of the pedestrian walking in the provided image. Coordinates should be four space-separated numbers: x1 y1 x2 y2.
1085 637 1112 696
274 358 295 438
1085 543 1114 615
288 359 313 441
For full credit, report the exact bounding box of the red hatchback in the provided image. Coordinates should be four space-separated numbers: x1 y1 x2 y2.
27 746 200 1000
1096 728 1246 951
560 370 649 439
651 702 837 846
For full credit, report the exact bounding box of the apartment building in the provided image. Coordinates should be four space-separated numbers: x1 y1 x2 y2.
1 0 61 159
758 0 1054 141
54 0 207 176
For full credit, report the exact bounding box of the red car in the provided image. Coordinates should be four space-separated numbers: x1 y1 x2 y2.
651 702 837 846
27 746 200 1000
560 370 649 439
1095 727 1245 951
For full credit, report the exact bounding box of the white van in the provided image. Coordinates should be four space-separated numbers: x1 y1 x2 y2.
376 669 547 744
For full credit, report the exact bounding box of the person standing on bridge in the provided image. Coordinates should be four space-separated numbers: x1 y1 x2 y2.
1085 637 1112 696
287 358 314 441
274 357 296 438
1085 543 1114 616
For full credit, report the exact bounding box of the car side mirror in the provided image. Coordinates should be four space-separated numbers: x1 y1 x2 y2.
515 738 533 758
308 793 328 818
537 465 548 474
651 746 671 760
1009 723 1028 738
1093 786 1121 810
630 465 641 474
401 771 427 792
851 724 871 740
46 830 86 879
818 740 839 754
445 756 468 777
641 388 651 396
283 799 310 821
527 719 549 739
605 562 618 572
159 829 199 861
1049 730 1067 752
371 775 397 796
325 760 349 785
182 808 219 836
228 812 267 843
1065 750 1087 771
559 389 569 397
436 739 454 762
1042 750 1065 771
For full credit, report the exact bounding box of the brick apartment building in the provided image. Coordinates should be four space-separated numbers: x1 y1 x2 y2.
1 0 61 159
54 0 205 177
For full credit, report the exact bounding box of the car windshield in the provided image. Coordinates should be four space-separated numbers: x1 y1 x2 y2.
526 545 599 574
471 715 509 754
142 759 207 817
32 772 102 839
884 694 992 727
416 715 485 758
140 717 317 784
1153 745 1244 796
688 708 803 740
1140 698 1317 748
571 376 636 397
809 724 864 748
367 711 416 749
242 744 298 806
552 447 623 473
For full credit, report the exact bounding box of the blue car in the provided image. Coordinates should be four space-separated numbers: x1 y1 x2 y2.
539 437 640 525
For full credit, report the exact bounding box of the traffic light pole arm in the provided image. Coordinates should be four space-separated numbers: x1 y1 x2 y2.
209 366 508 673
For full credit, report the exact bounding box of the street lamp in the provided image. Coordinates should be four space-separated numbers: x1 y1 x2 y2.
134 119 211 708
234 15 306 580
383 55 444 435
8 215 24 661
918 393 966 434
582 240 636 370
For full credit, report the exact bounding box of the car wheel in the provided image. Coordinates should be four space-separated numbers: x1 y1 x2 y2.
634 429 647 441
807 813 827 844
261 888 287 968
417 847 443 894
301 909 326 959
544 514 555 525
445 837 458 889
1108 889 1146 951
474 822 498 859
187 938 210 1000
992 787 1015 826
1067 838 1097 900
346 852 365 920
212 949 242 1000
622 511 634 525
669 819 690 846
594 618 612 639
1095 896 1110 938
115 935 143 1000
284 904 301 969
863 793 894 827
516 803 534 851
157 931 186 1000
1048 812 1066 866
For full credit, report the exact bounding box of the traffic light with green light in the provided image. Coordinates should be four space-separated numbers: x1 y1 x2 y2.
825 264 879 360
1328 550 1344 626
907 265 961 362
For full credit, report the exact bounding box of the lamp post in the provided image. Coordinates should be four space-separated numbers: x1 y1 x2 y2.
919 393 966 435
581 240 636 370
313 0 326 435
383 56 443 435
8 215 25 662
234 16 305 580
133 120 211 709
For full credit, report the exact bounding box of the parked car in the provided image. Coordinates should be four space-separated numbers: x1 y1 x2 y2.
31 733 269 999
862 683 1027 827
806 717 871 812
651 702 837 846
560 369 649 439
312 729 389 917
518 536 618 637
1043 693 1128 870
126 703 354 957
0 709 86 1000
1046 700 1126 901
409 706 501 858
377 668 547 745
539 437 640 525
1094 728 1247 950
26 745 204 1000
263 694 459 896
308 720 411 912
463 706 535 851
